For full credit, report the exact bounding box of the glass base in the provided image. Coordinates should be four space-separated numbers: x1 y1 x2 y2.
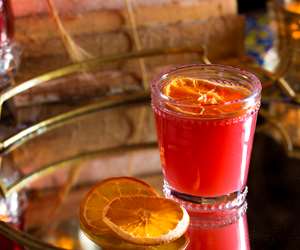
163 180 247 212
188 201 248 228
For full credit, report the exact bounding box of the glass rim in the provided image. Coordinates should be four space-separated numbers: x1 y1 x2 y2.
151 64 262 115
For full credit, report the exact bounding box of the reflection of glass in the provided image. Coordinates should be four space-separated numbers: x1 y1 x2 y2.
0 2 23 247
0 0 20 89
0 0 14 43
151 64 261 211
187 203 249 250
0 159 25 250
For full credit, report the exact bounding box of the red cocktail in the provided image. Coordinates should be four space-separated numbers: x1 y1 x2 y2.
151 64 261 211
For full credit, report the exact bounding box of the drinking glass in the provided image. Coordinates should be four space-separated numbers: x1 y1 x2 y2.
151 64 261 211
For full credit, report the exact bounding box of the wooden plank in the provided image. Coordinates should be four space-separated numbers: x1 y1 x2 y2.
12 0 237 17
14 15 245 79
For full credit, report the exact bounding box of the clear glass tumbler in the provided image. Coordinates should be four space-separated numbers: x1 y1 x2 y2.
151 64 261 211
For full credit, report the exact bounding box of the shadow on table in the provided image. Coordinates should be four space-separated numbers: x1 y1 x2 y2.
248 132 300 250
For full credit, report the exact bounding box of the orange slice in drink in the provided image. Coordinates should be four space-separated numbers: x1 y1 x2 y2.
80 177 159 237
103 196 190 245
163 77 249 116
164 77 226 105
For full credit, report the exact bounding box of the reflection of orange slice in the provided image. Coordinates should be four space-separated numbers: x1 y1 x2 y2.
80 177 159 237
81 223 189 250
103 196 190 245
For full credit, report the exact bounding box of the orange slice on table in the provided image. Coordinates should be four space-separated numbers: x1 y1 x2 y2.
103 196 190 245
80 177 159 236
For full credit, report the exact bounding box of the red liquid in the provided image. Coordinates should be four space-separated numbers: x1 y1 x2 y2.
154 78 258 197
187 214 250 250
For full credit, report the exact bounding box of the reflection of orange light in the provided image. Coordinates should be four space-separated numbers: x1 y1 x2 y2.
290 23 299 30
0 215 10 222
286 2 300 14
53 236 74 250
292 30 300 39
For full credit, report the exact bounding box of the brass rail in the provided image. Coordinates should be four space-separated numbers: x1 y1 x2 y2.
0 46 207 118
0 43 299 249
0 46 208 249
0 143 157 250
0 91 149 155
4 143 157 197
0 46 207 155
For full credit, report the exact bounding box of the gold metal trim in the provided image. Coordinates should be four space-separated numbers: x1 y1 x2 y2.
0 46 207 117
0 43 299 249
0 91 149 154
0 143 157 250
0 47 208 249
0 46 207 154
5 143 157 197
0 221 62 250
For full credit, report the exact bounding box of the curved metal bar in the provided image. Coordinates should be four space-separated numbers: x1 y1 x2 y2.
5 142 157 197
0 46 207 154
0 46 207 249
0 143 157 250
0 221 64 250
0 91 150 154
0 46 206 116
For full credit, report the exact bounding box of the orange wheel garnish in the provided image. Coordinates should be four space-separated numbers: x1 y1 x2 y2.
103 196 190 245
164 77 226 105
80 177 159 237
163 77 249 115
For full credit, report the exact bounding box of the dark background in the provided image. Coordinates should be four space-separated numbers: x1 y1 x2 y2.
238 0 268 13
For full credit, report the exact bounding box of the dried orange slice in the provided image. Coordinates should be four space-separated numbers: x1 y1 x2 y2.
80 177 159 238
163 77 250 116
103 196 190 245
163 77 226 105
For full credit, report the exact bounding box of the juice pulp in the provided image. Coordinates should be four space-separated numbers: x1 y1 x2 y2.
154 77 258 197
187 214 250 250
